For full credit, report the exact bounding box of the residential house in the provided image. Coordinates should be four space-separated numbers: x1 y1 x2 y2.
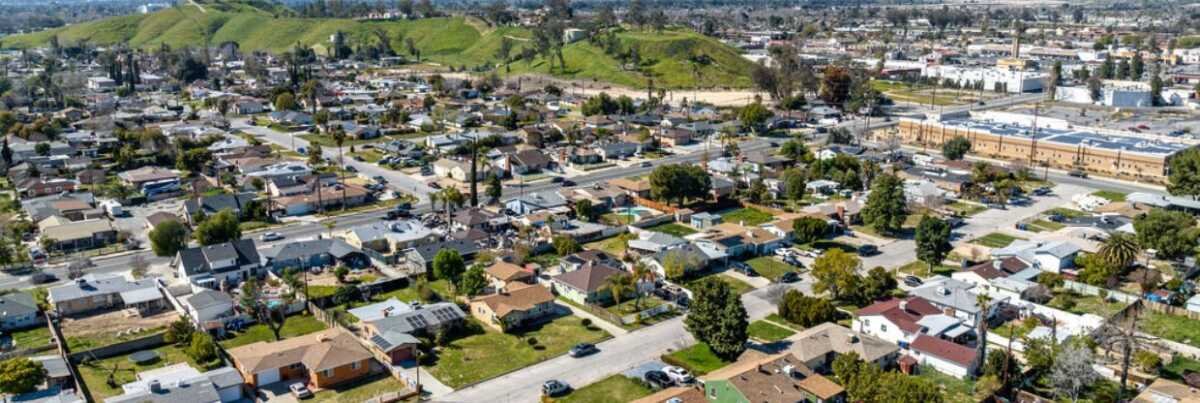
469 283 557 332
787 323 900 371
359 302 465 364
260 238 368 271
402 240 479 272
562 182 630 212
641 243 718 278
267 111 313 127
107 364 244 403
339 220 436 255
432 158 491 182
451 208 503 232
559 250 623 272
609 177 652 198
484 261 535 290
504 191 568 215
503 149 554 175
1132 378 1200 403
271 183 370 216
47 274 164 316
16 178 78 198
908 278 983 323
227 328 374 388
853 297 947 346
37 217 118 252
596 142 639 160
702 352 846 403
550 264 626 305
908 335 979 379
657 128 692 147
690 212 722 229
694 223 786 257
182 193 258 225
117 166 180 190
627 231 688 255
991 240 1081 273
175 240 263 291
181 290 238 334
0 292 42 331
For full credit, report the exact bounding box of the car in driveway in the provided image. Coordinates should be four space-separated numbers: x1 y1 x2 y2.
857 244 879 256
259 232 284 242
779 271 801 283
663 366 694 384
289 383 313 399
568 343 598 358
903 275 923 287
542 380 570 397
643 370 673 389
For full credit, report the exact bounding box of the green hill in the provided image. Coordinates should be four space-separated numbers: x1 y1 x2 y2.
0 1 753 88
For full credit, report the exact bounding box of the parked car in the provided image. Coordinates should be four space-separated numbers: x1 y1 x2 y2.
542 380 570 397
903 275 923 287
1032 187 1052 196
779 271 800 283
289 383 313 399
373 175 387 184
641 161 653 167
1068 170 1088 178
259 232 284 242
643 370 673 389
857 245 879 256
569 343 599 358
345 165 358 173
429 182 442 189
663 366 694 384
550 176 564 183
30 272 57 284
561 180 576 186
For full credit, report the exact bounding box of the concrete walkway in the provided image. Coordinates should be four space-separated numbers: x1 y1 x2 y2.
560 302 629 336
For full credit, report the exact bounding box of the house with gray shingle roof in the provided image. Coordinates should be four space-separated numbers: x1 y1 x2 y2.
175 239 262 292
260 238 368 271
48 274 164 316
0 292 42 331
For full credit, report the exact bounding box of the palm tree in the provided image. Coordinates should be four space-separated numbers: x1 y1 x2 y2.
1098 233 1140 270
331 127 348 210
630 262 655 310
604 273 636 311
438 188 465 224
975 292 992 377
300 79 321 116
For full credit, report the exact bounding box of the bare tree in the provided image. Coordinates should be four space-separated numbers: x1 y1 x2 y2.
1051 345 1100 403
130 255 149 279
763 284 789 305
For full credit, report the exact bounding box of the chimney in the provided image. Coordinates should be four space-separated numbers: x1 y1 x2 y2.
992 260 1002 270
899 299 908 313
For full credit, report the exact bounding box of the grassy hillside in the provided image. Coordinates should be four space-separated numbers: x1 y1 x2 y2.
0 1 752 88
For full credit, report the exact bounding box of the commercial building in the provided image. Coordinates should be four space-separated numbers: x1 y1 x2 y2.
890 111 1198 183
921 65 1046 93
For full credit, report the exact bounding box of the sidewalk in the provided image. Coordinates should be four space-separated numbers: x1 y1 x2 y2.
560 302 629 336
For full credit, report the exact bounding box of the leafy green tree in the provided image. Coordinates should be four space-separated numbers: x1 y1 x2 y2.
683 278 748 360
574 199 596 222
778 290 835 327
193 209 241 246
604 273 636 307
458 265 488 296
1077 252 1121 287
187 332 219 364
432 249 465 284
486 174 502 203
915 216 952 272
648 164 712 207
782 168 808 201
792 217 829 245
0 358 45 394
861 174 908 235
333 284 361 305
812 249 860 301
1167 148 1200 198
982 349 1023 389
1133 208 1198 260
274 92 297 111
941 136 971 160
860 266 897 302
738 102 773 134
779 140 813 164
552 235 581 256
164 317 195 345
334 266 350 283
149 220 188 256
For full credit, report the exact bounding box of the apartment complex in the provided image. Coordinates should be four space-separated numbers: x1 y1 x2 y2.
889 111 1197 183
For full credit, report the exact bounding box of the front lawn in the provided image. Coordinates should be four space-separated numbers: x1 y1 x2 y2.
219 314 328 349
946 201 987 216
745 257 796 281
77 344 222 401
970 232 1024 248
720 208 775 226
1045 207 1089 218
427 316 610 388
645 222 698 237
311 372 411 402
559 375 653 403
1092 190 1128 202
764 314 804 331
898 261 959 278
605 295 666 316
748 320 796 342
1025 219 1065 233
683 274 755 295
299 133 384 148
663 343 731 375
584 233 634 256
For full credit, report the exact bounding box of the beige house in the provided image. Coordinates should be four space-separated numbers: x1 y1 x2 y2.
469 283 556 332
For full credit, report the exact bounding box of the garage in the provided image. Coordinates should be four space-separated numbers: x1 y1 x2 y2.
255 368 281 386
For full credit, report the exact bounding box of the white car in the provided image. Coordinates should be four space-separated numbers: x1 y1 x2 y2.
289 382 312 399
663 366 694 384
259 232 284 242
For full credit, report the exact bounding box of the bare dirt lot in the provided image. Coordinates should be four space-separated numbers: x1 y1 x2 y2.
61 310 180 350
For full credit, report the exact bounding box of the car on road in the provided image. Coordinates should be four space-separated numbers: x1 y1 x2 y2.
289 383 313 399
297 147 307 154
353 155 365 162
259 232 284 242
429 182 442 189
903 275 923 287
779 271 800 283
542 380 570 397
643 370 673 389
1032 187 1052 196
857 244 879 257
550 176 564 183
568 343 598 358
663 366 694 384
372 175 387 184
561 180 576 186
640 161 653 167
345 165 358 173
30 272 57 284
386 210 412 220
1068 170 1088 178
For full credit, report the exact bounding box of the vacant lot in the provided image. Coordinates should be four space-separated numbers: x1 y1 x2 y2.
584 233 634 256
427 316 610 388
683 273 755 295
62 310 179 351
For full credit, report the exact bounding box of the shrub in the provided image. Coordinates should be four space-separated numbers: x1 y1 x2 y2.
581 318 592 328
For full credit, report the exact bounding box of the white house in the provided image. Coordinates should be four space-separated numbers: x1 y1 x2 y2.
908 335 978 379
991 240 1081 273
175 240 262 292
853 297 942 346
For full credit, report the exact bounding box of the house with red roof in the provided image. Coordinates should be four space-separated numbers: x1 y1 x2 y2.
852 297 942 346
908 335 979 379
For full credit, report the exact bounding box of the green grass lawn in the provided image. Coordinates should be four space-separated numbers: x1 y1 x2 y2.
605 295 666 316
306 285 339 299
748 320 796 342
584 233 634 256
1045 207 1089 219
764 314 804 331
645 222 698 237
684 274 755 295
76 344 222 401
349 149 385 164
600 213 636 226
559 375 653 403
946 201 988 216
371 279 455 303
427 316 610 388
311 372 411 402
299 133 385 148
1162 355 1200 381
720 208 775 226
8 325 52 349
745 256 796 281
1046 293 1127 318
1025 219 1066 233
1140 310 1200 349
219 314 327 349
970 232 1025 248
1092 190 1128 202
898 261 960 278
916 367 976 403
663 343 731 375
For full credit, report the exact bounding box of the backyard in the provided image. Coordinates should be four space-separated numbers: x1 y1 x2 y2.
558 375 653 403
584 233 634 256
1045 292 1127 318
8 324 52 349
76 344 223 401
645 222 698 237
427 316 610 388
720 207 775 226
663 343 730 375
970 232 1024 248
218 314 328 349
916 368 975 403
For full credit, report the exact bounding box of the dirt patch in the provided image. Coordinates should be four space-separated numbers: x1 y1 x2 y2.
62 310 180 338
305 269 381 287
